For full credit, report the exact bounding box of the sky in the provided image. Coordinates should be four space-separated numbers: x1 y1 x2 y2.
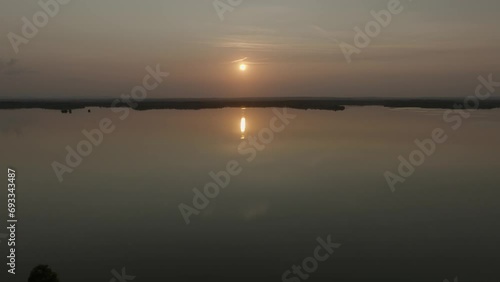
1 0 500 99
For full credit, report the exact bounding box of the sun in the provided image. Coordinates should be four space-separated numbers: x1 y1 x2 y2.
239 64 247 71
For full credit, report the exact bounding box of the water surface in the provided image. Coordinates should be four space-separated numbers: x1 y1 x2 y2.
1 107 499 281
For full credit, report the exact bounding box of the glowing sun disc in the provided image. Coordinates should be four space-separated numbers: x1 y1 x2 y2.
239 64 247 71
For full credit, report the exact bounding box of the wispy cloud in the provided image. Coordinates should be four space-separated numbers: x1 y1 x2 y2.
231 57 248 63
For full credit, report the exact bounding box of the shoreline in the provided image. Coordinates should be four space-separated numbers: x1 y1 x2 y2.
1 97 500 111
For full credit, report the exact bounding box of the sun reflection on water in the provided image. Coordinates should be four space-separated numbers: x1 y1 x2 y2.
240 108 246 140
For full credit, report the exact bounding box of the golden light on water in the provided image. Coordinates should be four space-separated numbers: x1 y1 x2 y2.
240 117 246 134
240 107 247 140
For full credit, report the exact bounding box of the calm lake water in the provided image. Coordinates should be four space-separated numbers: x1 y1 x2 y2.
1 107 500 282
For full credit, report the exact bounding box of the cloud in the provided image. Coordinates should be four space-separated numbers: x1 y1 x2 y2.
231 57 248 63
309 25 340 44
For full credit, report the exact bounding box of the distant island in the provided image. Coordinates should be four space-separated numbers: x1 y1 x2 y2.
1 97 500 112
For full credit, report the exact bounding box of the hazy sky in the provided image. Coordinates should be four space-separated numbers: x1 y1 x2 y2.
1 0 500 99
